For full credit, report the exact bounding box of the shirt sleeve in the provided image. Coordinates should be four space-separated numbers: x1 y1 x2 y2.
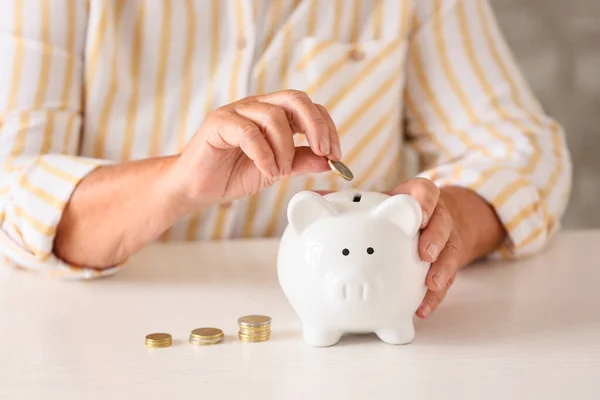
0 1 118 279
403 0 572 260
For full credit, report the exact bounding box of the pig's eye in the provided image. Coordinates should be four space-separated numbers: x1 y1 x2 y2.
366 247 374 255
342 248 350 256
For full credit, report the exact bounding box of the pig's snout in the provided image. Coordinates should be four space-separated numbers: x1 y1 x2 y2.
338 281 370 303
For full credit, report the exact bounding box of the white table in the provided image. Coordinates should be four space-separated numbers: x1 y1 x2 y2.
1 230 599 400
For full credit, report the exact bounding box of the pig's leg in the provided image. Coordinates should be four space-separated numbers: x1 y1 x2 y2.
375 318 415 345
302 324 342 347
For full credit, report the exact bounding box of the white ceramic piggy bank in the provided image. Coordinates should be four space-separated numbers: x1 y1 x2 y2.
277 190 430 347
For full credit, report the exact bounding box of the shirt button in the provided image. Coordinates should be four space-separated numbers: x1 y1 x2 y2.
237 37 247 50
348 48 365 61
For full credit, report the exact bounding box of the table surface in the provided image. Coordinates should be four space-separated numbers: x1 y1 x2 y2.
1 230 599 400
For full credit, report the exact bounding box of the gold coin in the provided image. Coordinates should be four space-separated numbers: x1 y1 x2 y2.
189 327 224 345
328 159 354 181
238 332 271 342
238 325 271 333
237 315 272 328
145 333 172 348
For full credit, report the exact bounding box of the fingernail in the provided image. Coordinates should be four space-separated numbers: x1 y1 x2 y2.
421 211 429 227
331 142 341 159
433 273 445 290
320 138 330 155
426 243 439 261
420 304 432 318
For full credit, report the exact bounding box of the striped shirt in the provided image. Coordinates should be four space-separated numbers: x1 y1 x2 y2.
0 0 572 279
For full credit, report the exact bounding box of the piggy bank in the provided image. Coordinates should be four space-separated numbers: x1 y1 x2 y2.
277 190 430 347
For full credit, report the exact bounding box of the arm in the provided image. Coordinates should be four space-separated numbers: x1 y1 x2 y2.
0 1 115 278
404 0 571 261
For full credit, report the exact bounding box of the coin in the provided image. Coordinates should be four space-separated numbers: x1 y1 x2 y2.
145 333 172 348
237 315 271 328
189 327 224 345
238 332 271 342
328 159 354 181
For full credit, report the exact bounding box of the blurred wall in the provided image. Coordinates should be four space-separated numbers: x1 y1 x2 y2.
489 0 600 229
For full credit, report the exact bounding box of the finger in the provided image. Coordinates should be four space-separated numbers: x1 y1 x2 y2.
425 234 461 293
416 274 455 319
233 102 295 176
205 109 278 178
256 90 331 157
418 199 452 263
288 146 330 177
390 178 440 228
315 103 341 160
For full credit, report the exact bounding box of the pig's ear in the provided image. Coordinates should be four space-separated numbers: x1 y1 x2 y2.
287 191 338 234
371 194 422 238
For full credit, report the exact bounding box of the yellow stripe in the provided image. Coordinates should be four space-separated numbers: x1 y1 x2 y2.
373 0 383 40
61 113 78 153
279 24 293 88
342 107 395 165
212 0 245 240
185 211 204 241
468 165 502 191
518 133 541 175
353 134 396 187
0 186 9 197
11 112 29 157
409 12 491 158
326 110 396 187
515 226 545 249
37 158 80 185
229 0 245 102
333 0 343 40
476 1 524 111
337 72 400 137
7 0 24 111
307 0 318 36
349 0 361 42
60 0 76 110
0 232 51 262
93 4 125 158
505 202 539 232
264 180 291 237
455 1 516 157
382 155 400 189
85 4 111 90
122 3 145 161
491 178 529 208
34 0 52 109
40 111 54 154
242 194 260 238
188 1 221 240
303 176 316 191
12 204 56 236
400 0 412 37
263 0 282 49
4 220 47 257
404 93 453 160
540 128 563 198
176 0 196 151
296 40 334 72
19 175 66 210
434 1 511 157
325 40 401 111
149 1 172 157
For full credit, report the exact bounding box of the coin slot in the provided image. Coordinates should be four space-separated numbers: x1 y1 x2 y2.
352 193 362 203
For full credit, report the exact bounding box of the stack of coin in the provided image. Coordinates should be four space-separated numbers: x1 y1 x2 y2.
238 315 271 342
145 333 172 348
189 327 224 346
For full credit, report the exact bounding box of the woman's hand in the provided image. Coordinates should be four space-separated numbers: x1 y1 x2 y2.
388 179 506 318
165 90 341 214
